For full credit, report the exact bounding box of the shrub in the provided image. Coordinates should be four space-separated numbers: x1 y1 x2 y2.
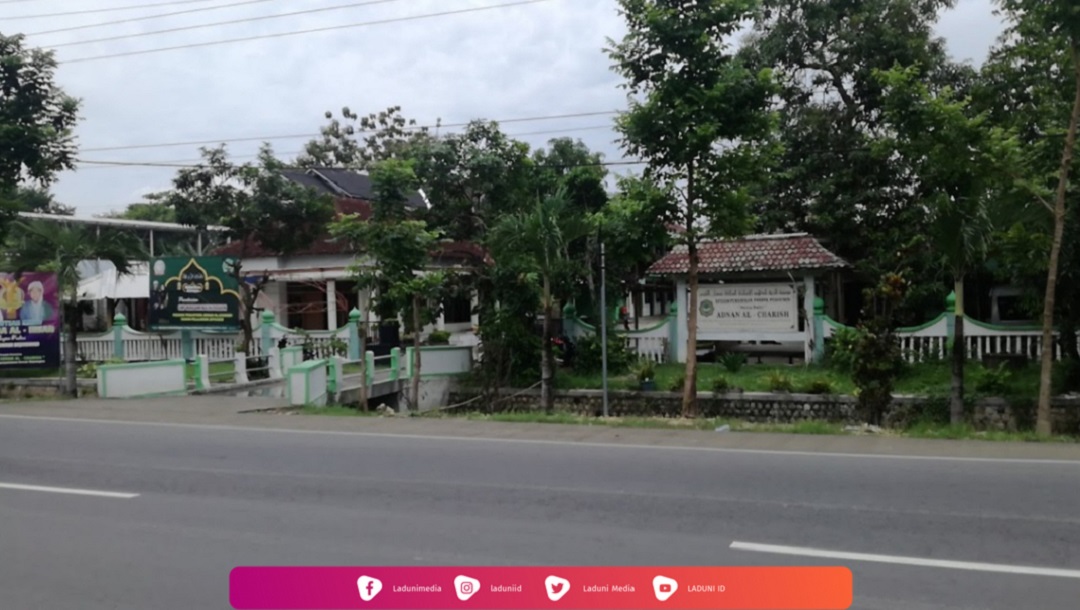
974 364 1012 396
427 330 451 345
635 358 656 382
766 370 794 392
572 334 633 375
668 374 686 393
718 352 747 373
800 378 835 395
826 326 862 372
711 376 731 393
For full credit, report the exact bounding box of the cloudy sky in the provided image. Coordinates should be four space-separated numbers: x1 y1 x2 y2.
3 0 1004 217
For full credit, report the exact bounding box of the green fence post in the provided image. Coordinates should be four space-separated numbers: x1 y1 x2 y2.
112 313 126 360
260 310 275 355
348 309 362 361
181 330 194 361
812 297 826 364
365 350 375 386
405 347 415 380
390 347 401 381
666 302 679 362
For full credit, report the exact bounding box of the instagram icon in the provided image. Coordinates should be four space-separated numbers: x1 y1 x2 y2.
454 575 480 601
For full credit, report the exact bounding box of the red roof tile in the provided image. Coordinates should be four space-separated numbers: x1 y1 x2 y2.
647 233 847 276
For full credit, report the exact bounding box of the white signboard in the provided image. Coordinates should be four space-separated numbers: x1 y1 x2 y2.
697 283 799 333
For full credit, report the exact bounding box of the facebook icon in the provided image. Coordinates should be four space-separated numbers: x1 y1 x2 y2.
357 576 383 601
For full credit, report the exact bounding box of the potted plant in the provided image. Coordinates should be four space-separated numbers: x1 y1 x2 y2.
637 359 656 391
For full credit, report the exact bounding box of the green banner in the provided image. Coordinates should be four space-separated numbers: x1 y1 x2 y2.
148 256 241 331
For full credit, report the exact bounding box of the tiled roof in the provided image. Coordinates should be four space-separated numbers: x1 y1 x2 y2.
647 233 847 276
281 168 427 209
212 197 483 264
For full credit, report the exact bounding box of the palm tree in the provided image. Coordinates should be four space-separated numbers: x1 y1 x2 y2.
489 191 590 413
7 220 143 396
929 197 993 425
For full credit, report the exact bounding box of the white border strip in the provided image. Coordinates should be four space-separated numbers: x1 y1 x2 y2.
0 482 139 499
1 413 1079 465
730 541 1080 579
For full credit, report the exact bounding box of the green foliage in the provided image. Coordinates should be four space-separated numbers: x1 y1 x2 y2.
573 334 634 376
800 378 836 395
298 105 435 171
428 330 451 345
668 374 686 393
742 0 969 325
635 358 656 382
826 327 863 373
331 159 445 330
711 376 731 393
852 274 909 425
765 370 794 392
0 34 80 192
156 144 334 352
974 364 1013 396
718 352 747 374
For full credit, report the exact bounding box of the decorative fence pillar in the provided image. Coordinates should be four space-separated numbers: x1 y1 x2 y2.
112 313 126 360
268 347 283 379
347 308 362 361
365 350 375 386
195 354 211 390
234 350 249 384
812 297 826 364
667 303 680 362
562 303 578 338
260 310 275 355
390 347 401 381
181 330 194 361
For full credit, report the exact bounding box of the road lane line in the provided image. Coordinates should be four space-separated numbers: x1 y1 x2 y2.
730 541 1080 579
0 482 139 499
1 413 1079 465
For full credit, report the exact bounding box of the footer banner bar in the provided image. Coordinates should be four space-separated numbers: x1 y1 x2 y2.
230 566 852 609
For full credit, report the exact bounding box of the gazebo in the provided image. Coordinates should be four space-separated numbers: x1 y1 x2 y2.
646 233 849 363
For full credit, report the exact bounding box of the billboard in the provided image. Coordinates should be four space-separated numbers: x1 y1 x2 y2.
0 272 61 368
148 256 242 331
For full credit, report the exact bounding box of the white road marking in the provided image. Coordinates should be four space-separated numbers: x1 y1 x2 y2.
0 413 1079 465
0 482 139 499
730 541 1080 579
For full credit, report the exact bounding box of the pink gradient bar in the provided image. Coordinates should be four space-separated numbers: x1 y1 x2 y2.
229 566 852 609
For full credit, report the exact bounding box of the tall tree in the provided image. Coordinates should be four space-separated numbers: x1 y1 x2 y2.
991 0 1080 436
6 187 75 216
489 190 591 413
330 159 445 411
598 175 674 329
607 0 776 416
156 144 334 353
740 0 973 324
876 65 1006 424
7 221 141 396
297 105 435 170
0 34 80 238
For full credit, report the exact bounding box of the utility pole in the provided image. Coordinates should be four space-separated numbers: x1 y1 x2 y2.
600 237 610 418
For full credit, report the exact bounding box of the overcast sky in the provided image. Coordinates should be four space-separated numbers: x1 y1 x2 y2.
3 0 1004 217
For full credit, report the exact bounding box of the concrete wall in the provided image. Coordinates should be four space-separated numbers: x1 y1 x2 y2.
411 346 473 377
286 359 328 407
98 359 187 398
447 389 1080 435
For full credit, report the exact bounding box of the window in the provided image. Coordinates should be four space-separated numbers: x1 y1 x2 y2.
443 293 472 325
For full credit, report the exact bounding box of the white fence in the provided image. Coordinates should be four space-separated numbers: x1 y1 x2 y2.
823 314 1076 363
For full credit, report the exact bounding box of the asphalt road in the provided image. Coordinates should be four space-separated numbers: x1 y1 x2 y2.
1 415 1079 610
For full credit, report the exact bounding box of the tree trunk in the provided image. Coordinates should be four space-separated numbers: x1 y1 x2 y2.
950 278 965 426
410 295 422 413
540 277 554 414
633 285 644 331
681 161 699 418
64 297 78 398
1037 46 1080 437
